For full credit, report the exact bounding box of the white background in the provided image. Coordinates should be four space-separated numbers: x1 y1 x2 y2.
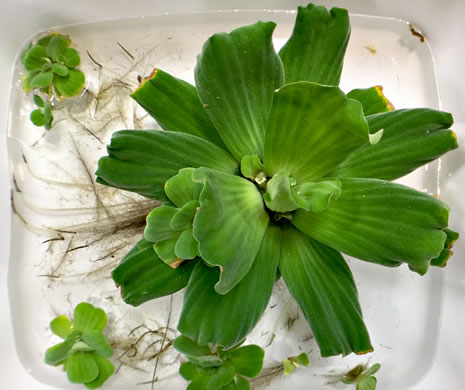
1 1 464 389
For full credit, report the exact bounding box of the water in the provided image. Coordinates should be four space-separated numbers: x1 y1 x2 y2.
7 10 443 389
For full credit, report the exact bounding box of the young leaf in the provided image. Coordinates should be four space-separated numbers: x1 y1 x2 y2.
81 331 113 358
33 94 45 107
165 168 199 208
175 228 200 260
64 352 99 384
195 21 284 161
43 102 53 123
347 86 394 116
50 314 72 339
63 48 81 67
170 200 199 231
178 225 280 349
292 178 450 274
279 4 350 85
54 68 85 97
73 302 107 333
112 239 196 306
283 359 295 375
192 168 269 294
228 345 264 378
46 34 70 61
293 352 310 367
44 339 75 366
144 205 178 242
263 173 300 212
52 63 69 76
264 82 368 183
23 45 47 71
357 376 377 390
240 155 266 181
279 228 372 357
153 234 181 265
291 180 342 212
30 109 47 127
96 130 238 201
84 353 115 389
131 68 227 149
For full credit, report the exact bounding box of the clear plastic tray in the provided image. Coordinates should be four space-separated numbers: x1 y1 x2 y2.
7 10 444 389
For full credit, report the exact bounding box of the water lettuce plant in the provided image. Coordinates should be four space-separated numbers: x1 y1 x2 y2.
30 94 53 130
44 302 114 389
341 363 381 390
283 352 310 375
96 2 458 362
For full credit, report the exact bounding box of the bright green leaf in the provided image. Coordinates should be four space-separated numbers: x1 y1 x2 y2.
50 315 72 339
81 331 113 358
293 178 450 274
96 130 238 201
279 228 372 357
207 362 236 390
283 359 295 375
46 34 70 61
264 173 299 212
175 228 199 260
54 68 85 97
23 71 38 92
131 68 227 150
144 205 178 242
291 180 341 212
52 63 69 76
279 4 350 85
64 352 99 384
112 239 196 306
357 376 377 390
70 341 94 353
31 70 53 89
180 362 199 381
328 109 458 180
44 339 75 366
229 345 264 378
347 86 393 116
264 82 368 183
365 363 381 377
170 200 199 231
23 45 47 71
63 48 81 68
195 21 284 161
165 168 200 208
84 353 115 389
153 234 181 266
30 109 47 127
240 155 266 182
33 94 45 107
178 225 280 349
293 352 310 367
73 302 107 333
192 168 269 294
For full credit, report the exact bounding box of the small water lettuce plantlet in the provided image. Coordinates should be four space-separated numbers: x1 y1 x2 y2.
174 335 264 389
44 302 114 389
30 94 53 130
283 352 310 375
96 0 458 379
341 363 381 390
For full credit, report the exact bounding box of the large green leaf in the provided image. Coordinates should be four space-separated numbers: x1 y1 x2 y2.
347 86 394 116
228 345 265 378
73 303 107 333
50 315 72 339
84 353 114 389
44 339 75 366
279 228 372 357
178 225 280 348
112 238 196 306
131 68 226 149
54 69 85 97
264 82 368 182
195 21 284 161
23 45 47 71
279 4 350 85
64 352 99 384
292 178 449 274
96 130 238 201
192 168 269 294
328 109 457 180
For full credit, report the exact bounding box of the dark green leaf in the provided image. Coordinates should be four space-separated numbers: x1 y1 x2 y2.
43 102 53 123
153 234 181 265
52 63 69 76
178 225 280 349
63 48 81 68
131 68 226 150
263 173 299 212
44 339 75 366
179 362 199 381
293 178 450 274
195 21 284 161
81 331 113 358
84 353 114 389
96 130 238 201
165 168 200 207
229 345 264 378
175 228 200 259
170 200 199 231
54 68 85 97
144 205 177 242
231 376 250 390
264 82 368 183
64 352 99 384
30 109 47 127
279 4 350 85
33 94 45 107
279 228 372 357
192 168 269 294
31 70 53 89
23 45 47 71
328 109 457 180
187 373 211 390
174 336 224 367
357 376 377 390
46 34 70 61
347 86 393 116
73 302 107 333
112 239 196 306
50 314 72 339
291 180 341 212
207 362 235 390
